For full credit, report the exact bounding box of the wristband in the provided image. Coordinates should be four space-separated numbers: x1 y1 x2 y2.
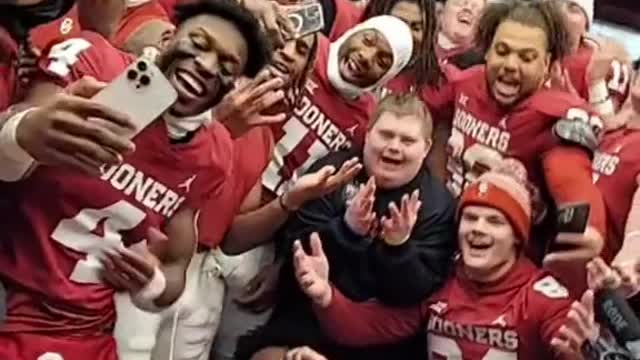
0 108 36 181
130 267 167 313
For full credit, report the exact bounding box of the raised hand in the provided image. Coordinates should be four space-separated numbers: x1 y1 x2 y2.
587 257 640 299
543 226 604 265
344 177 377 236
284 157 362 210
242 0 295 48
15 76 136 176
293 233 331 307
586 39 630 83
380 190 421 246
215 71 286 138
550 290 599 358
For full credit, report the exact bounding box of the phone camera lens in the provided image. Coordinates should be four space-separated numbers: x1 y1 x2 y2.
127 69 138 80
139 75 151 86
137 61 148 72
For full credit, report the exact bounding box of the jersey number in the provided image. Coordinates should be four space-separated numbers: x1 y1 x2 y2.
262 116 327 195
51 200 146 284
608 60 630 94
429 334 517 360
47 38 92 77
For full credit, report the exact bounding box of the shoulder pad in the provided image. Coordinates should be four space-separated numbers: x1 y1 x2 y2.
553 117 600 152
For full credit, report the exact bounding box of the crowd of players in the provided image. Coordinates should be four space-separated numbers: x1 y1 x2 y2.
0 0 639 359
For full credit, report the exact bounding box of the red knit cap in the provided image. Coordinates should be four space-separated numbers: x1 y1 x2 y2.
458 160 532 244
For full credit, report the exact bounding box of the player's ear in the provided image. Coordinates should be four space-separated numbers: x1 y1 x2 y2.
543 53 551 72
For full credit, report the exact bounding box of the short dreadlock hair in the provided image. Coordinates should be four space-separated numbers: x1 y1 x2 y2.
361 0 442 88
475 0 571 64
174 0 273 77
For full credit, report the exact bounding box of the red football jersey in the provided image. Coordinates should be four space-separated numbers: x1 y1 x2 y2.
0 26 18 110
593 129 640 262
261 36 374 195
199 125 274 247
29 5 81 52
112 1 171 50
443 66 602 202
0 31 221 334
563 45 631 111
316 257 572 360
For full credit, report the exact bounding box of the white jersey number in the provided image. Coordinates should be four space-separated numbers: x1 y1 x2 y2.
262 116 327 195
533 276 569 299
608 60 630 95
429 334 517 360
47 38 92 77
51 200 146 284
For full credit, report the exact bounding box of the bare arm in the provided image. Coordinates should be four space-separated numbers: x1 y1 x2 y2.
149 208 197 307
221 179 290 255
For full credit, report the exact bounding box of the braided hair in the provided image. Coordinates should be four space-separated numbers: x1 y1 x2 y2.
361 0 442 88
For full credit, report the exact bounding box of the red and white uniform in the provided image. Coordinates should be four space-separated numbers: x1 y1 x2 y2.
316 257 572 360
29 5 81 52
0 31 221 360
593 129 640 262
0 26 18 110
261 36 375 195
563 45 631 110
112 1 171 50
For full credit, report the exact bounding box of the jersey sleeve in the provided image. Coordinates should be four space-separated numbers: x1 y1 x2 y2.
314 286 424 346
528 274 573 347
36 31 127 87
604 59 632 110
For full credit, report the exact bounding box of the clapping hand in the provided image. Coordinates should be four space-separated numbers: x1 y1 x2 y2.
551 290 599 359
588 257 640 299
293 233 331 307
344 177 377 236
284 157 362 210
380 190 421 246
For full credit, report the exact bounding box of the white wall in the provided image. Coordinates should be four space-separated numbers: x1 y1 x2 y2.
592 21 640 60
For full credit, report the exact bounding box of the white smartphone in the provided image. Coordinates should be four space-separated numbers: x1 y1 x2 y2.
91 57 178 138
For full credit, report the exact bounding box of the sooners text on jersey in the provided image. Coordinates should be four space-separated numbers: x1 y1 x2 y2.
261 36 374 195
0 31 219 334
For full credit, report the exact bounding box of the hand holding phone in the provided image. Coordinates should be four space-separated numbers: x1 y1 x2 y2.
548 202 591 253
90 57 178 139
284 2 324 39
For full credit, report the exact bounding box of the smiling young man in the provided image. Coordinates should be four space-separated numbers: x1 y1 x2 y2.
436 0 485 61
236 93 457 360
293 163 586 360
0 1 271 359
431 0 607 279
261 15 414 200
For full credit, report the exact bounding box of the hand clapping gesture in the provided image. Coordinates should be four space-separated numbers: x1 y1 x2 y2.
344 177 377 236
293 233 332 307
283 157 362 211
380 190 421 246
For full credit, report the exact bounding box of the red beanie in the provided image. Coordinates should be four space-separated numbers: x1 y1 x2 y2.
458 161 532 244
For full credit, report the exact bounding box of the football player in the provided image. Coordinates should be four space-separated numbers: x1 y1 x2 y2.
294 164 585 360
593 70 640 284
261 15 414 200
431 0 605 278
0 1 271 360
